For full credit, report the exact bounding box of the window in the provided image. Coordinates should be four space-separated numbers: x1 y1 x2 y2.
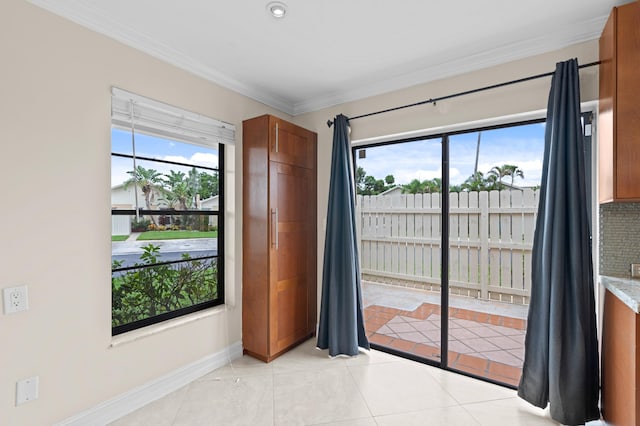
110 88 234 335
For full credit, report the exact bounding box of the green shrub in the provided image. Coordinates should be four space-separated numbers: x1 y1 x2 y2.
111 244 217 328
131 218 151 232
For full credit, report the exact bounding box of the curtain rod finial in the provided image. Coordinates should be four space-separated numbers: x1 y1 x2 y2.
327 119 334 128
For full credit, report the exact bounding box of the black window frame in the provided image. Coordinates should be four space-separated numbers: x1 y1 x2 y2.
110 131 225 336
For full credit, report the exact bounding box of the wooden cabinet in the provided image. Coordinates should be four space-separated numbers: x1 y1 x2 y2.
242 114 317 362
602 289 640 426
598 1 640 203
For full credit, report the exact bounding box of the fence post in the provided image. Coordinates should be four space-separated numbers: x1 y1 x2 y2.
479 191 489 299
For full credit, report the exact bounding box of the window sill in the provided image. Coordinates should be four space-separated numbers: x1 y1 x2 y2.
109 305 227 348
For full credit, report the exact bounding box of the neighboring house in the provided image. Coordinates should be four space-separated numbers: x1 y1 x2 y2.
378 186 404 196
200 195 219 211
111 184 218 234
200 195 219 228
111 183 152 235
500 183 543 191
111 183 149 210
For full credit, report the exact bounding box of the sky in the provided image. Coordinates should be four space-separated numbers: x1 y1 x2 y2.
112 122 545 189
355 122 546 187
111 128 219 187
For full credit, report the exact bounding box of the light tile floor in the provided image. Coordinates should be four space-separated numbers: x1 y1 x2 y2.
110 339 604 426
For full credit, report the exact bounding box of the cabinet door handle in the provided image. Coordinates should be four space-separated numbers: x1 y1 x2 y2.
275 208 279 249
271 208 279 249
275 122 279 153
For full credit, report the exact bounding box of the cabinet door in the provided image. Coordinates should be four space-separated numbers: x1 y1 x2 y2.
616 1 640 200
269 162 314 354
599 2 640 203
269 118 315 169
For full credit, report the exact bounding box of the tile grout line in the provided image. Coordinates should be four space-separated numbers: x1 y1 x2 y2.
169 383 193 426
345 359 383 424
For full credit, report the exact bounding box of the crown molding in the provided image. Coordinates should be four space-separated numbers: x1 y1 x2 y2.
28 0 296 115
30 0 605 117
292 15 608 115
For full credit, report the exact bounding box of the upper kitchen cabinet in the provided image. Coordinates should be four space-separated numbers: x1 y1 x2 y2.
599 1 640 203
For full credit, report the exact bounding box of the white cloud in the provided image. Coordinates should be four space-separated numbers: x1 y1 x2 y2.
163 152 218 168
111 152 219 187
394 168 439 183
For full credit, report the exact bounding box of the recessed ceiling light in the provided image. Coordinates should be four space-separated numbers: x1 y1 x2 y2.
267 2 287 19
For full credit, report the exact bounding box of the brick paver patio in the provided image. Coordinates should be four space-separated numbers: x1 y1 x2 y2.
365 302 527 387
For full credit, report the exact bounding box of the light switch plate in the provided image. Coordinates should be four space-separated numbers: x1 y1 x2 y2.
16 376 39 405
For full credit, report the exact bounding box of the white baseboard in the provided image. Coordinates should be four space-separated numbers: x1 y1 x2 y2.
56 341 243 426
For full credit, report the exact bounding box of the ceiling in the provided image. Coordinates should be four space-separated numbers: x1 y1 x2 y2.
30 0 625 116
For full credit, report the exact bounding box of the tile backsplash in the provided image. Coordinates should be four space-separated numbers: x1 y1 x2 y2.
600 202 640 277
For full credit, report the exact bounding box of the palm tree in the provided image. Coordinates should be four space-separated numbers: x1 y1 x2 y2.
460 171 501 192
170 181 192 210
485 173 499 189
162 170 192 209
402 179 427 194
503 164 524 186
355 167 366 194
425 178 442 193
462 172 487 191
488 165 507 188
489 164 524 189
124 166 164 223
163 170 186 191
198 172 219 199
489 164 524 188
187 167 201 207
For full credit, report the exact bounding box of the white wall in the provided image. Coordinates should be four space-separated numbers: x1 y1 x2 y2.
0 1 286 424
1 0 601 423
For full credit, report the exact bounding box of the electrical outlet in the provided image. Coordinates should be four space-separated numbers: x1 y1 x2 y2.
3 286 28 314
16 376 39 405
632 264 640 279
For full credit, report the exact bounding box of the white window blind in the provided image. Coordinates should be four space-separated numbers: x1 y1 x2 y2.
111 87 235 147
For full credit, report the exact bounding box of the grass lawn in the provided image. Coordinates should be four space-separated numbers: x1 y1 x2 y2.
112 235 129 242
137 230 218 240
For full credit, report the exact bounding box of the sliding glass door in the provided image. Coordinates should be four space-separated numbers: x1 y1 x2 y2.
355 118 548 387
356 137 443 364
445 125 543 386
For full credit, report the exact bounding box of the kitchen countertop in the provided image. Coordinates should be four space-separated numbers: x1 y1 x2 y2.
601 275 640 314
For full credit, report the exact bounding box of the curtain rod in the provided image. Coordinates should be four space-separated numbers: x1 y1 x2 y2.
326 60 600 128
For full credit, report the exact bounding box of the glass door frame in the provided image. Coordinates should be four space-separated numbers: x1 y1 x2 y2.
352 117 554 389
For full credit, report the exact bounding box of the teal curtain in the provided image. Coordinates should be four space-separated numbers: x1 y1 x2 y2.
518 59 600 424
317 114 370 356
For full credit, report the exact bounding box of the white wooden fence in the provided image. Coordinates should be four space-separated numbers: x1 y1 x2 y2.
112 216 131 236
356 189 539 305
